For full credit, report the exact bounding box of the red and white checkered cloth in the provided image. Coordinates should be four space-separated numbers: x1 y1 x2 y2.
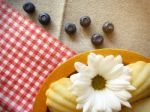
0 1 76 112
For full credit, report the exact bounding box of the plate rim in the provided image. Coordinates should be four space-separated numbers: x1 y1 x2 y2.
33 48 150 112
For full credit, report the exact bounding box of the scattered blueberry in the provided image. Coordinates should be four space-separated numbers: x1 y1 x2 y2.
102 22 114 33
80 16 91 27
65 23 76 35
38 13 51 25
91 33 104 46
23 2 35 13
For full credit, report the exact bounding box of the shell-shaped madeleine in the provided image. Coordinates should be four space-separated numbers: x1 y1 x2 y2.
128 61 150 102
46 78 81 112
121 97 150 112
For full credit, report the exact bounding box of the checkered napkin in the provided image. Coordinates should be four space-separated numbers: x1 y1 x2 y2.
0 1 76 112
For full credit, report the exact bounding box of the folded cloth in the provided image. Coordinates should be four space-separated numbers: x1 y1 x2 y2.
0 1 76 112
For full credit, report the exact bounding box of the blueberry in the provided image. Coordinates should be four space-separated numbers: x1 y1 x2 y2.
80 16 91 27
38 13 51 25
91 33 104 46
65 23 76 35
23 2 35 13
102 22 114 33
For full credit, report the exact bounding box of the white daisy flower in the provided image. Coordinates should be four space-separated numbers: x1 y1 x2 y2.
70 53 135 112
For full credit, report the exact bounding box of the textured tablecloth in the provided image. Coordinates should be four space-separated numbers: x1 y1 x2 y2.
0 1 75 112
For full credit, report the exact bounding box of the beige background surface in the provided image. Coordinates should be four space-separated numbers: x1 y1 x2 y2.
6 0 150 57
6 0 66 38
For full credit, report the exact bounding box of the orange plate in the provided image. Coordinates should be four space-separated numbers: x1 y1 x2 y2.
33 49 150 112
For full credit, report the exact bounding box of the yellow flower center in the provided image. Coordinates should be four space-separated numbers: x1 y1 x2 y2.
91 75 106 90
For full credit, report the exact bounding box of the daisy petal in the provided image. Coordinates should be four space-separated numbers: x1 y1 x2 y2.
106 85 124 91
98 55 114 75
77 87 93 103
70 84 90 94
127 85 136 90
83 96 93 112
77 93 93 110
74 62 95 78
91 108 97 112
106 108 112 112
98 55 123 77
114 90 132 101
105 89 121 111
120 100 131 108
114 55 122 64
73 80 90 86
70 83 91 96
70 73 91 83
74 62 88 73
118 74 131 81
107 79 130 91
70 73 80 82
94 91 106 111
105 64 124 80
88 53 103 72
76 104 83 110
87 53 97 68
